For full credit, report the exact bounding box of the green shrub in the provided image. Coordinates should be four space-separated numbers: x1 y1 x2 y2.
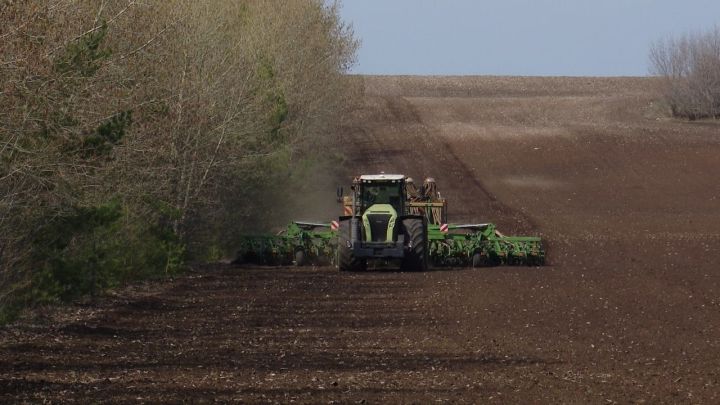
0 199 186 323
55 22 112 76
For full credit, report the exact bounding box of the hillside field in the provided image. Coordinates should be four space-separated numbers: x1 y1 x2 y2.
2 76 719 403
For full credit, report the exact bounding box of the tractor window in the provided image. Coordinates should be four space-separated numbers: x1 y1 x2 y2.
361 182 403 212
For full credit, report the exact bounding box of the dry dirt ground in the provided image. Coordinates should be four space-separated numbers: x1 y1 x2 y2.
2 76 720 403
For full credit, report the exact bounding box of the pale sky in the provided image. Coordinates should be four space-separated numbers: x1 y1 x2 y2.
339 0 720 76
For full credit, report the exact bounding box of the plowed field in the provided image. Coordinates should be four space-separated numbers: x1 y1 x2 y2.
2 76 720 403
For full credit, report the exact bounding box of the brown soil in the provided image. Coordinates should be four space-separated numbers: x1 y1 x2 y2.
2 76 720 403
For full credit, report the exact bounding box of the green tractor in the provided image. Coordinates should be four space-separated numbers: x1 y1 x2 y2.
235 173 544 270
336 174 428 272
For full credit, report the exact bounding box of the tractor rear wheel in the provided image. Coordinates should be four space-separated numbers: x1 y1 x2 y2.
400 218 428 272
338 219 366 272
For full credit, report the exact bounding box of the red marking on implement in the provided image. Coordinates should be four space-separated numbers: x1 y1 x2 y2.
440 224 449 233
344 206 353 215
331 220 339 231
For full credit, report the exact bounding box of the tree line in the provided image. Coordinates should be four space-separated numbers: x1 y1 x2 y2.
0 0 358 322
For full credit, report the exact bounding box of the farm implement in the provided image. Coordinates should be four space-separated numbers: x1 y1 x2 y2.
236 174 545 270
233 221 336 266
426 223 544 267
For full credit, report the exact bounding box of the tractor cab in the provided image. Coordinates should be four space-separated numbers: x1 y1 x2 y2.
356 175 406 242
360 180 405 212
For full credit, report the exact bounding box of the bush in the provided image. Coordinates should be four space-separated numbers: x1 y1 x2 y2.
0 199 185 322
650 26 720 120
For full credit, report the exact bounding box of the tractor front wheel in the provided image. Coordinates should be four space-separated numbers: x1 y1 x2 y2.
338 219 366 272
400 218 428 272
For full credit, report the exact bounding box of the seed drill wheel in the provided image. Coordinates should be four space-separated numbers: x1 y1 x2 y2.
337 219 367 272
400 217 428 272
294 249 306 267
471 252 484 268
231 252 245 265
471 250 494 267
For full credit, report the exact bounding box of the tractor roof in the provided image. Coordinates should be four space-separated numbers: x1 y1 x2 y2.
359 174 405 181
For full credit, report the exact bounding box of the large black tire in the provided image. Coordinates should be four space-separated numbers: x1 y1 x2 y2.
337 219 366 272
400 218 428 272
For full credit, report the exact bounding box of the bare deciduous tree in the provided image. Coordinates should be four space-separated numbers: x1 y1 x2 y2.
650 26 720 120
